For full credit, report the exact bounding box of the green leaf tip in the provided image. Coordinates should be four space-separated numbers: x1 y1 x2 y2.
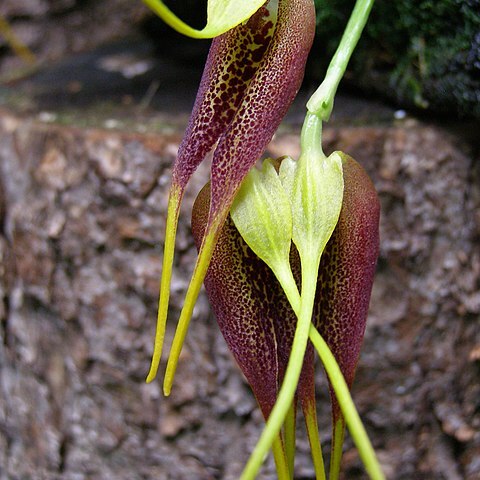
142 0 267 38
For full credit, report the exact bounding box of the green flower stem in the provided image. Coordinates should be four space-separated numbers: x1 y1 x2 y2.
306 0 375 121
268 255 327 480
273 263 301 312
301 112 325 159
308 326 385 480
240 259 319 480
266 254 382 480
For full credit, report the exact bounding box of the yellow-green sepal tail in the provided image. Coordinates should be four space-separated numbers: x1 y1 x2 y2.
162 220 221 396
329 418 346 480
284 400 296 479
272 435 291 480
142 0 266 39
303 401 326 480
146 186 182 383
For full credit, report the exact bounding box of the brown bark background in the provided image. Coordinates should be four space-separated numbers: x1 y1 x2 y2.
0 100 479 479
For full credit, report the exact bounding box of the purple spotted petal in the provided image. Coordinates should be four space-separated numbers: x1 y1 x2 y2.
151 0 313 386
208 0 315 221
172 4 277 190
191 154 379 474
192 182 313 419
313 154 380 418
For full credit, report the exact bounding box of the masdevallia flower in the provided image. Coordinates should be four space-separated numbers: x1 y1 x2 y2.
143 0 384 477
192 152 380 478
146 0 316 395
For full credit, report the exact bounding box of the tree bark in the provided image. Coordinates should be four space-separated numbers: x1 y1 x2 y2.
0 102 478 479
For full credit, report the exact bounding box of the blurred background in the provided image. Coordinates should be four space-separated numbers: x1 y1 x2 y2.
0 1 479 479
1 0 479 116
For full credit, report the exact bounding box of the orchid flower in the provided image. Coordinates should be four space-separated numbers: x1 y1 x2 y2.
145 0 316 396
194 149 380 479
218 106 382 479
144 0 384 478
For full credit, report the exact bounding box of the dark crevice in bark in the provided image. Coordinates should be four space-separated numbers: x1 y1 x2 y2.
1 294 10 347
58 434 69 473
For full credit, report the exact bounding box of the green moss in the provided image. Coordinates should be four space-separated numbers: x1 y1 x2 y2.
313 0 480 117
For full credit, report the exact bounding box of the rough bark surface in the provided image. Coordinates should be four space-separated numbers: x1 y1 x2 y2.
0 101 479 480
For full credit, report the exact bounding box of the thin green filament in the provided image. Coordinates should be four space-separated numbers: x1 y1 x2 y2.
329 418 346 480
272 435 291 480
303 401 326 480
284 401 296 479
